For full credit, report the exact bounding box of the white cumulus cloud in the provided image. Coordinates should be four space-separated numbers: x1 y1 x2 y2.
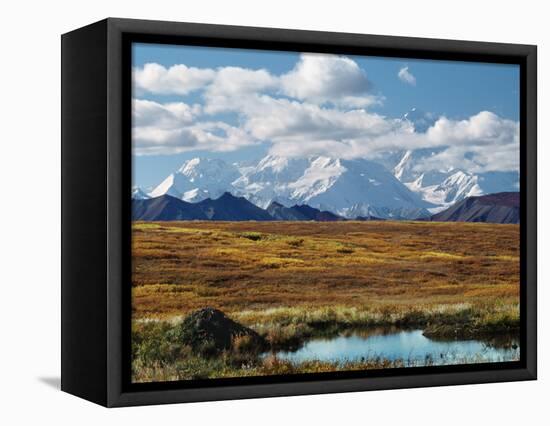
131 56 518 175
133 120 255 156
133 99 200 128
203 67 278 114
281 54 380 107
132 98 255 155
398 66 416 86
419 111 519 173
134 63 216 95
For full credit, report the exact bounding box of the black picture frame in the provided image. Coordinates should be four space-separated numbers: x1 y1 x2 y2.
61 17 537 407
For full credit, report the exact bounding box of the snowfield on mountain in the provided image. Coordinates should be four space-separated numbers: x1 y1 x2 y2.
140 155 434 219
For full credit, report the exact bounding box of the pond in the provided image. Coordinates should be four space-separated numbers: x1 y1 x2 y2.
267 328 519 366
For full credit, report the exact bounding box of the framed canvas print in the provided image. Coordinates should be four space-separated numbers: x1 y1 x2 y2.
61 18 537 407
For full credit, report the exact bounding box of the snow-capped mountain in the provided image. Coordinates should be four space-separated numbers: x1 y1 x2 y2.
132 187 150 200
379 108 520 211
392 148 447 183
389 148 519 212
232 155 310 208
406 170 483 210
149 158 240 203
235 155 436 218
283 157 433 219
147 155 434 219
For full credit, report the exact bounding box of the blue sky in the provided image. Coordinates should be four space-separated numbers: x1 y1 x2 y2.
132 42 519 189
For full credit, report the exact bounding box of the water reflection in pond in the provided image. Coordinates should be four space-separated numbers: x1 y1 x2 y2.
267 328 519 366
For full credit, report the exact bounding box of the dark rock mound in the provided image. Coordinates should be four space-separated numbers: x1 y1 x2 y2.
266 201 309 221
196 192 274 221
132 194 207 221
291 204 345 221
430 191 519 224
355 215 385 221
177 307 268 355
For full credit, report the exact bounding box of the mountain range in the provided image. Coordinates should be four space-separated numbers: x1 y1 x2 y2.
133 193 347 222
389 149 519 210
133 109 519 220
375 108 519 211
135 155 437 220
133 191 519 224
